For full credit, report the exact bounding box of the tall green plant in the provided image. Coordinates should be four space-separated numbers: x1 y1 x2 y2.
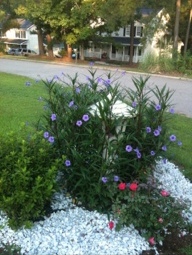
40 68 179 211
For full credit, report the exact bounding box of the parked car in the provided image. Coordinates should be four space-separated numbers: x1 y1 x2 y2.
7 48 18 55
14 48 37 56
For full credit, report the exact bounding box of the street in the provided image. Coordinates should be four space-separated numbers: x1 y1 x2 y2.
0 58 192 117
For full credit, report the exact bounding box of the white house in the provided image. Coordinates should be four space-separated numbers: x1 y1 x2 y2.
83 8 181 63
0 19 39 53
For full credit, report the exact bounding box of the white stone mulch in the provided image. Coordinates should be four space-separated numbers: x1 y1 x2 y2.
0 159 192 255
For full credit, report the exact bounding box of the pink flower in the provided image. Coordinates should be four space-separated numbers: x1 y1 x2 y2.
148 237 155 246
160 190 170 197
158 218 163 223
129 182 138 191
118 182 126 190
108 221 114 230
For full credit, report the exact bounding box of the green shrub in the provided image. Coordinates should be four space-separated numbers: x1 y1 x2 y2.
41 69 179 204
106 175 188 242
0 128 64 229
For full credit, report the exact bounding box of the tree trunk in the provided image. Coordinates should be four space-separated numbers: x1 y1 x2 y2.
46 34 54 58
173 0 181 58
184 8 192 54
80 44 84 60
129 21 134 65
67 44 72 59
37 28 44 55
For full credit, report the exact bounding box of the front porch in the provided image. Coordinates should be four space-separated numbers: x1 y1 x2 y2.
83 40 143 63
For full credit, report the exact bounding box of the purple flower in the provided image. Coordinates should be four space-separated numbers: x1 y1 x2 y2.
48 136 54 143
25 81 31 86
169 108 175 114
134 147 140 153
177 141 182 146
44 132 49 139
69 101 74 107
162 158 167 164
82 114 89 122
65 160 71 167
54 75 59 80
76 87 81 93
51 114 56 121
155 104 161 111
153 129 160 137
89 62 94 66
132 101 137 108
76 120 83 127
162 145 167 151
125 145 133 152
158 126 162 132
114 176 119 182
146 127 151 133
170 134 176 142
102 177 108 183
97 77 102 84
103 79 111 87
150 151 155 156
121 71 126 76
136 152 142 159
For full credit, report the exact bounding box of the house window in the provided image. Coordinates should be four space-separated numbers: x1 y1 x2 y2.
125 25 131 37
135 26 143 37
15 30 26 39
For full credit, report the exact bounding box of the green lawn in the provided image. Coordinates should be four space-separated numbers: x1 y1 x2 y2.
0 72 192 181
166 114 192 179
0 72 46 134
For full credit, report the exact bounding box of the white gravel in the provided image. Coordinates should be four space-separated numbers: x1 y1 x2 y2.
0 159 192 255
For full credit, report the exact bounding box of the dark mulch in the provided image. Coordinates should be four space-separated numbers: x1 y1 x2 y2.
142 229 192 255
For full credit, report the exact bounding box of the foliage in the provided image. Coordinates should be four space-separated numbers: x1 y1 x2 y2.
40 68 182 218
0 243 22 255
140 51 192 75
0 128 64 229
105 174 189 242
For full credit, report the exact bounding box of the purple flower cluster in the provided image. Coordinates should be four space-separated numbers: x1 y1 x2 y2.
125 145 141 159
76 114 90 127
101 175 120 183
43 131 54 143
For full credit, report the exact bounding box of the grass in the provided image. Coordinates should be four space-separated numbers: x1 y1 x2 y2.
0 72 47 135
166 114 192 180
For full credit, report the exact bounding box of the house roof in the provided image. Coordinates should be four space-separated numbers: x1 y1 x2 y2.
0 38 28 45
0 19 34 30
113 37 141 46
17 19 34 30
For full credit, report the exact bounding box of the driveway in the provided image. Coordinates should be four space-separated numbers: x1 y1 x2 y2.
0 58 192 118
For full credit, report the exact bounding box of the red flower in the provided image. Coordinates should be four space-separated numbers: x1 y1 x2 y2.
160 190 170 197
118 182 126 190
129 182 138 191
158 218 163 223
148 237 155 246
108 221 114 230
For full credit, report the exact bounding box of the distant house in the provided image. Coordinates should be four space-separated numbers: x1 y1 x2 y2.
83 8 183 63
0 19 39 53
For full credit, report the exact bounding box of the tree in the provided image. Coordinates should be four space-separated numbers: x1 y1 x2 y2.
173 0 181 56
184 4 192 54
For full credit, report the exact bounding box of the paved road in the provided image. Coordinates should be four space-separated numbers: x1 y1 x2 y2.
0 58 192 117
